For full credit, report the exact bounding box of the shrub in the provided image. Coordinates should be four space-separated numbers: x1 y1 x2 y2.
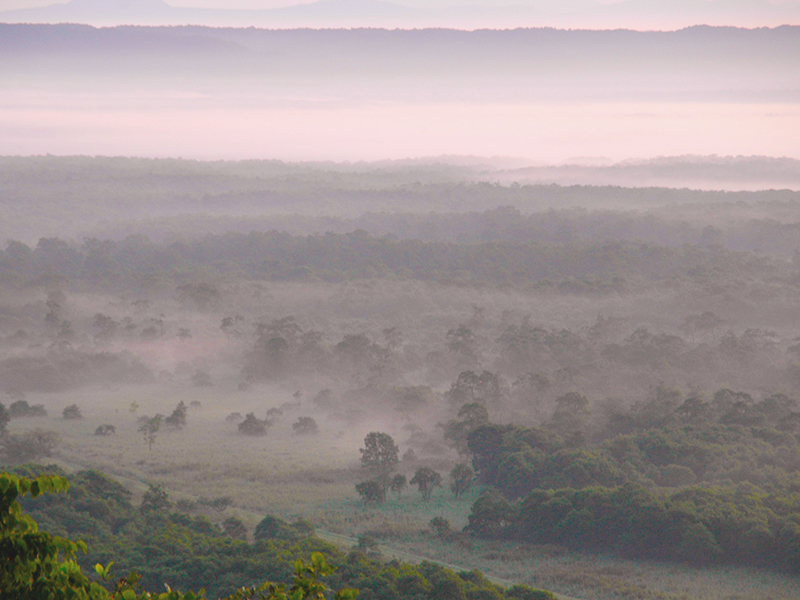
223 516 248 540
63 404 82 420
254 515 300 542
94 424 116 436
238 412 269 436
355 480 386 505
8 400 47 418
429 516 452 537
292 416 319 435
140 484 171 512
0 429 58 462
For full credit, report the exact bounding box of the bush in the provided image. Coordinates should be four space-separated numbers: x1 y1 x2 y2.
253 515 300 542
8 400 47 418
223 516 248 540
292 416 319 435
238 412 269 436
0 429 58 462
140 484 171 512
507 585 557 600
429 516 452 537
62 404 82 420
355 480 386 505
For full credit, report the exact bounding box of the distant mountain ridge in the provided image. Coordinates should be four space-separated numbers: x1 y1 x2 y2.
1 23 798 102
1 0 798 29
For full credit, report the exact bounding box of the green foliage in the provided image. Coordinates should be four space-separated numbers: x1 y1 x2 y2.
359 432 399 480
389 474 407 497
506 585 556 600
238 413 269 436
165 402 188 430
450 464 474 498
429 516 452 538
410 468 442 502
1 429 59 463
63 403 84 420
138 415 161 450
0 402 9 434
253 515 307 543
355 480 386 506
141 484 172 512
292 417 318 436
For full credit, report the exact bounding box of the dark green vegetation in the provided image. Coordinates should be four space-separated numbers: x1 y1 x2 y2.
462 394 800 572
2 466 554 600
3 156 800 598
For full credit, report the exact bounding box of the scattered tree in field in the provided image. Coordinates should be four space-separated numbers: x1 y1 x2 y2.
360 432 399 485
94 424 116 436
62 404 82 420
390 473 407 497
238 412 269 436
293 416 319 435
429 516 451 537
223 516 248 540
138 414 161 450
8 400 47 419
165 401 188 430
410 467 442 501
140 484 171 512
450 463 474 498
226 411 243 423
355 480 386 505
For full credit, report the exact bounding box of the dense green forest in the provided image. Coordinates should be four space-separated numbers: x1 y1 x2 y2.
2 465 553 600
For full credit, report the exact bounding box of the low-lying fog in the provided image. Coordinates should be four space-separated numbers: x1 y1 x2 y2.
3 95 799 165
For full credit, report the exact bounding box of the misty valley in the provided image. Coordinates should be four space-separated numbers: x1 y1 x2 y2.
3 156 800 599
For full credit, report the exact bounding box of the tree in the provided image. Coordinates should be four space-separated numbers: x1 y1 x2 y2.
238 412 268 436
355 480 386 505
429 516 451 537
360 432 399 484
254 515 302 542
450 463 474 498
390 474 407 497
292 417 319 435
410 467 442 501
140 484 171 512
62 404 83 420
94 424 116 436
138 414 161 450
165 401 188 430
223 516 248 541
1 473 358 600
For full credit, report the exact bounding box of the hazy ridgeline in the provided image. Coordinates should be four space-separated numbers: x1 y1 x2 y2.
3 161 800 597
